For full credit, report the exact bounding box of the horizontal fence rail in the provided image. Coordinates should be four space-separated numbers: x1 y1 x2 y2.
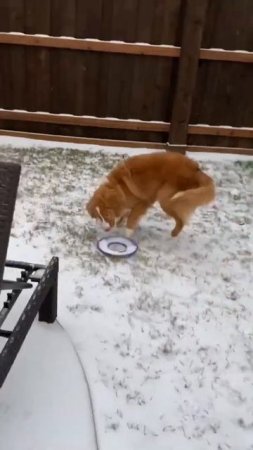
0 109 169 132
0 109 253 139
0 33 253 63
0 129 252 156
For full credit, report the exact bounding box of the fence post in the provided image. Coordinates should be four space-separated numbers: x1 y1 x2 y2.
168 0 208 151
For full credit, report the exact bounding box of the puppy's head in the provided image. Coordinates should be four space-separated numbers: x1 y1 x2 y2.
86 183 125 231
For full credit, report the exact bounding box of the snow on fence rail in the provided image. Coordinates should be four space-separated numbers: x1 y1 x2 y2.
0 109 253 139
0 33 253 63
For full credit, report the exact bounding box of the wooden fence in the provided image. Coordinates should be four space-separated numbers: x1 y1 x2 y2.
0 0 253 154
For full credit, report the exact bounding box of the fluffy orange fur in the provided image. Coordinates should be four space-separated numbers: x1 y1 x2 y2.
86 152 215 237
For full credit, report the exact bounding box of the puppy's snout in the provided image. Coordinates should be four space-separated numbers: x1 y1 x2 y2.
95 218 111 232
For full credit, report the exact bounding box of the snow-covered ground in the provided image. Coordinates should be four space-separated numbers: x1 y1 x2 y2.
0 298 97 450
0 137 253 450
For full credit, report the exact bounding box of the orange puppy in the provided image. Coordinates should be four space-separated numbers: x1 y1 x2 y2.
86 152 215 237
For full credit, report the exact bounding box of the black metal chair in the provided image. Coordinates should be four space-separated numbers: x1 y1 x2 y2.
0 161 59 388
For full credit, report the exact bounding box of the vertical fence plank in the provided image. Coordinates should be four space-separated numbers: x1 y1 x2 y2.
151 0 182 123
0 0 25 131
75 0 104 119
106 0 137 118
128 0 155 122
169 0 208 147
22 0 50 133
24 0 51 110
50 1 76 114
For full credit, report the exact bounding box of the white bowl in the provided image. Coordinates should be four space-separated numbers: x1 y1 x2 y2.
97 235 138 257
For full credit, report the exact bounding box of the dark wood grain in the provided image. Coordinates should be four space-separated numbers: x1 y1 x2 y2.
169 0 208 146
0 0 252 150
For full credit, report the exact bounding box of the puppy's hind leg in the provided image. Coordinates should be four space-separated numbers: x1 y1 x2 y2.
159 196 186 237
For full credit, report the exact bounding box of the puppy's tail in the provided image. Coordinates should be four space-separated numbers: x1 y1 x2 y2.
169 171 215 222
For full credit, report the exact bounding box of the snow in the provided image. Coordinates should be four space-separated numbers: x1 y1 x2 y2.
0 135 253 161
0 31 180 48
0 107 168 126
2 108 253 132
0 287 97 450
0 137 253 450
2 32 252 56
191 123 253 131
